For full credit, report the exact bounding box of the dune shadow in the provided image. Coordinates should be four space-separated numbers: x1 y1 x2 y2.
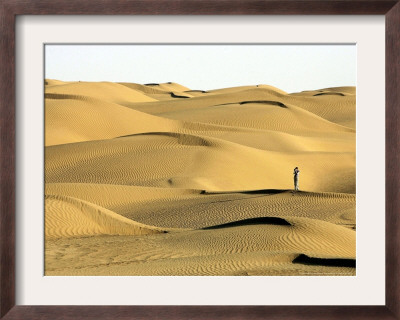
239 189 288 195
45 93 80 100
116 132 211 146
202 217 291 230
215 100 287 108
185 90 208 93
239 100 287 108
293 254 356 268
201 189 288 195
313 92 345 97
170 92 190 98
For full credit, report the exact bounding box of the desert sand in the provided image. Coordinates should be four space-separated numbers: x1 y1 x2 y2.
44 80 356 276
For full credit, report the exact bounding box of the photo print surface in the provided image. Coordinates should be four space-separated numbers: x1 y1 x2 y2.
44 44 356 276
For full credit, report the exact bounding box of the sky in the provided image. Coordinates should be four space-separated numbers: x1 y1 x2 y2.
45 44 356 93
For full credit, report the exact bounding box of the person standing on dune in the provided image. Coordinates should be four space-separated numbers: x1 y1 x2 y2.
293 167 300 192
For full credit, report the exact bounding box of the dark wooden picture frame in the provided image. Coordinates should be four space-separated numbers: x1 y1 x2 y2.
1 1 399 319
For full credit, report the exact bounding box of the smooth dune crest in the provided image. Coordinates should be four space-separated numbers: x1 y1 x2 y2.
45 95 181 146
45 80 156 104
45 194 181 239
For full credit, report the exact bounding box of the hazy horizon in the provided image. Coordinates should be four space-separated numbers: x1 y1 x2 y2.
45 44 356 93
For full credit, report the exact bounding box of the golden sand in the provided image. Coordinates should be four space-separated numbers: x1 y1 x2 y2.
45 80 356 276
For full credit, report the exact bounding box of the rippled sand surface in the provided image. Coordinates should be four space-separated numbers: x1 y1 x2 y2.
45 80 356 276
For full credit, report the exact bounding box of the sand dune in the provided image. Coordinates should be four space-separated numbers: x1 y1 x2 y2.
45 132 355 193
46 185 355 229
118 82 173 95
46 216 354 275
144 82 191 92
45 80 156 103
45 194 172 239
123 87 290 115
288 87 356 128
118 82 195 101
45 80 356 276
45 95 181 146
206 84 287 96
158 100 354 136
123 85 356 130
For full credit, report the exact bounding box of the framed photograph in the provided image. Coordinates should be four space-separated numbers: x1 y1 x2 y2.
1 1 399 319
